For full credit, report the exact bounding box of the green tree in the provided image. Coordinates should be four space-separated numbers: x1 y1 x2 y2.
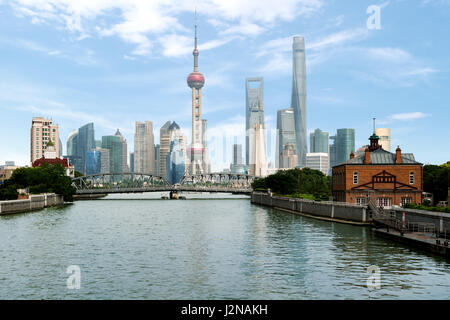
251 168 332 200
423 162 449 205
1 163 76 201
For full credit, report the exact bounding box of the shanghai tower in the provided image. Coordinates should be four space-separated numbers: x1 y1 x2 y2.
291 36 307 167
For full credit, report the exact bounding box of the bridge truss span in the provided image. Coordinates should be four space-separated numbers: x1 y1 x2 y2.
72 172 255 195
72 173 171 194
180 173 255 189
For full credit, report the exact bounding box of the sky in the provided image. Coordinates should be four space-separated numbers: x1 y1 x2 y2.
0 0 449 171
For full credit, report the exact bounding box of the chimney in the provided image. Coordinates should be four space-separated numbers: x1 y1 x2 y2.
350 152 355 159
395 146 402 164
364 147 371 164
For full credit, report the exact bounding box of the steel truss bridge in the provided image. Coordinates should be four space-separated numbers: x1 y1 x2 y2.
72 172 255 195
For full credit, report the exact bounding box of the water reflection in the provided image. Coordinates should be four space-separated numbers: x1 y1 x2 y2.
0 197 448 299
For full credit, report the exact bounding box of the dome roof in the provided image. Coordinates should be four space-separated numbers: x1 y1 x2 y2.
187 72 205 89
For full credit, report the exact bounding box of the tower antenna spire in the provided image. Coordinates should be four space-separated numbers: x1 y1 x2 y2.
192 8 199 72
194 8 198 50
373 117 376 134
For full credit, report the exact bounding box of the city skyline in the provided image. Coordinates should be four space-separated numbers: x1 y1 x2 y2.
1 1 449 169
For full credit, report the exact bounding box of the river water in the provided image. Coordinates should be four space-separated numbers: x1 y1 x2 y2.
0 193 448 299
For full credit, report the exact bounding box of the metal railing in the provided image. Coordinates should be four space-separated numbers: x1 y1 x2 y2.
407 222 436 234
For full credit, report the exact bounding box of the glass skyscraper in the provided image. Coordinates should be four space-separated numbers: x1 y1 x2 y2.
310 128 329 154
165 127 187 184
291 36 307 167
276 108 297 168
76 123 95 174
330 128 355 167
86 149 102 175
245 77 265 166
102 135 123 174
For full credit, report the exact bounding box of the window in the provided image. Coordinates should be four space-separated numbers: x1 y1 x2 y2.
356 197 367 205
409 172 415 185
353 172 359 184
401 197 412 206
377 197 392 207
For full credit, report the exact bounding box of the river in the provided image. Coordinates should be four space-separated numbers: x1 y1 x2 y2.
0 193 448 299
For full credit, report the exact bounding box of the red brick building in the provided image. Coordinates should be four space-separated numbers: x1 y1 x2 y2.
32 144 75 178
332 133 423 208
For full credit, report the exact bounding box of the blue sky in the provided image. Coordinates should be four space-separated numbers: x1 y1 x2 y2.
0 0 449 170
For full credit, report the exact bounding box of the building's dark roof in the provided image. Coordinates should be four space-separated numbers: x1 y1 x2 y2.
340 148 421 165
168 121 180 131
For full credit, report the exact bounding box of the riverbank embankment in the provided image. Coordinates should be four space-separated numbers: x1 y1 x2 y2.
0 193 64 215
251 192 370 225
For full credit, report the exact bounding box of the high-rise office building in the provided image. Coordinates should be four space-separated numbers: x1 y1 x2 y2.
310 128 329 154
291 36 307 167
86 148 110 175
166 127 188 184
134 121 155 174
280 144 298 169
375 128 391 152
159 121 172 178
129 152 134 173
276 108 296 168
186 16 209 175
248 123 267 177
154 144 160 176
201 119 211 173
232 144 243 165
66 130 78 157
115 129 128 173
306 152 329 175
330 128 355 167
76 123 95 174
230 143 246 174
102 135 123 174
245 77 265 166
30 117 60 164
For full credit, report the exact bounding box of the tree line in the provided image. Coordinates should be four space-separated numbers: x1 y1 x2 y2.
251 168 332 201
0 163 75 201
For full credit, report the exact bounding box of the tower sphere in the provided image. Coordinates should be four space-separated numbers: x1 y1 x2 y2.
187 71 205 89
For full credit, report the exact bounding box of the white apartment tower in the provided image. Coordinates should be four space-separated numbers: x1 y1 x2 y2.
30 117 60 164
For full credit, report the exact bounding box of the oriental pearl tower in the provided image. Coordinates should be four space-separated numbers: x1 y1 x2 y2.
187 13 209 175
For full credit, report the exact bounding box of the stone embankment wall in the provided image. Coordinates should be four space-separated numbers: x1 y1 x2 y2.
390 207 450 233
251 192 450 231
251 192 368 224
0 193 64 215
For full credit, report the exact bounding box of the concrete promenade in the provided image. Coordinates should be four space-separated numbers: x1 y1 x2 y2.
0 193 64 215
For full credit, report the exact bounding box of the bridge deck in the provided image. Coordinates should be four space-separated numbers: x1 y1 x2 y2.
75 186 252 195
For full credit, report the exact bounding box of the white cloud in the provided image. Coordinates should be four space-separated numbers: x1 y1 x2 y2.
256 28 368 74
308 28 368 50
360 47 438 86
7 0 324 58
389 112 431 121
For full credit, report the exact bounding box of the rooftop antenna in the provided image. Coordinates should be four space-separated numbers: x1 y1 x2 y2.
373 117 376 134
